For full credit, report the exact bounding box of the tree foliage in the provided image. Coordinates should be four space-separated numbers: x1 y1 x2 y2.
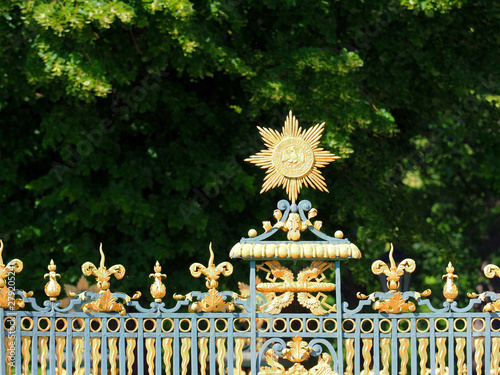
0 0 499 305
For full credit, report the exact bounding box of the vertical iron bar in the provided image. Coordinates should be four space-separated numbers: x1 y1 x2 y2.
335 260 344 375
467 317 472 375
138 317 144 375
411 317 417 375
250 260 257 375
374 317 380 375
227 316 234 375
119 316 126 375
485 315 491 374
173 318 180 375
31 316 39 375
49 315 56 375
429 317 435 375
448 317 455 375
210 318 216 375
66 317 73 375
101 317 108 375
0 308 4 372
391 318 398 375
84 316 91 375
191 317 198 375
354 317 360 375
156 317 162 375
15 313 22 375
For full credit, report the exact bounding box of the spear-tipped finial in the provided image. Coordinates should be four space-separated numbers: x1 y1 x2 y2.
99 243 106 269
388 243 396 269
208 242 214 267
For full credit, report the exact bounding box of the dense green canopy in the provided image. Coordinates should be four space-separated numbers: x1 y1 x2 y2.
0 0 499 306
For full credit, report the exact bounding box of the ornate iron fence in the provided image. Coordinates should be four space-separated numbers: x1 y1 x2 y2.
2 112 500 375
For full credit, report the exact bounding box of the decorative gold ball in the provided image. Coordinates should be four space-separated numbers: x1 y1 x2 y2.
248 229 258 238
334 230 344 239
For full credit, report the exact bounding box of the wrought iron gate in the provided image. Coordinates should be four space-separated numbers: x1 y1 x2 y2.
1 112 499 375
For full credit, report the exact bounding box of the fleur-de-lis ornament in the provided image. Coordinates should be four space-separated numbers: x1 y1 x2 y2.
149 261 167 302
44 260 61 301
371 244 415 292
190 243 233 290
81 243 125 293
76 244 140 316
359 244 430 313
175 243 235 312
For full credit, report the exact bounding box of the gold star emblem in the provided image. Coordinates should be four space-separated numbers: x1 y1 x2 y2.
246 111 340 203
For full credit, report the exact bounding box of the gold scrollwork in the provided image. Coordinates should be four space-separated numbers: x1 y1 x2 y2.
72 244 140 315
0 240 33 309
374 292 416 313
262 206 322 241
256 260 335 315
468 263 500 312
174 243 237 312
258 335 338 375
480 263 500 313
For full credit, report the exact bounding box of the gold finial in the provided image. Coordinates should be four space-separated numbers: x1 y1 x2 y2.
442 262 458 302
44 260 61 301
248 229 258 238
372 244 416 293
246 111 340 204
149 261 167 302
81 243 125 293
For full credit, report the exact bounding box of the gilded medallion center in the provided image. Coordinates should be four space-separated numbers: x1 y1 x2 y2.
272 138 314 178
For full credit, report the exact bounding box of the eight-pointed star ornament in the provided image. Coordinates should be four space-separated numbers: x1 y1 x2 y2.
246 111 340 203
